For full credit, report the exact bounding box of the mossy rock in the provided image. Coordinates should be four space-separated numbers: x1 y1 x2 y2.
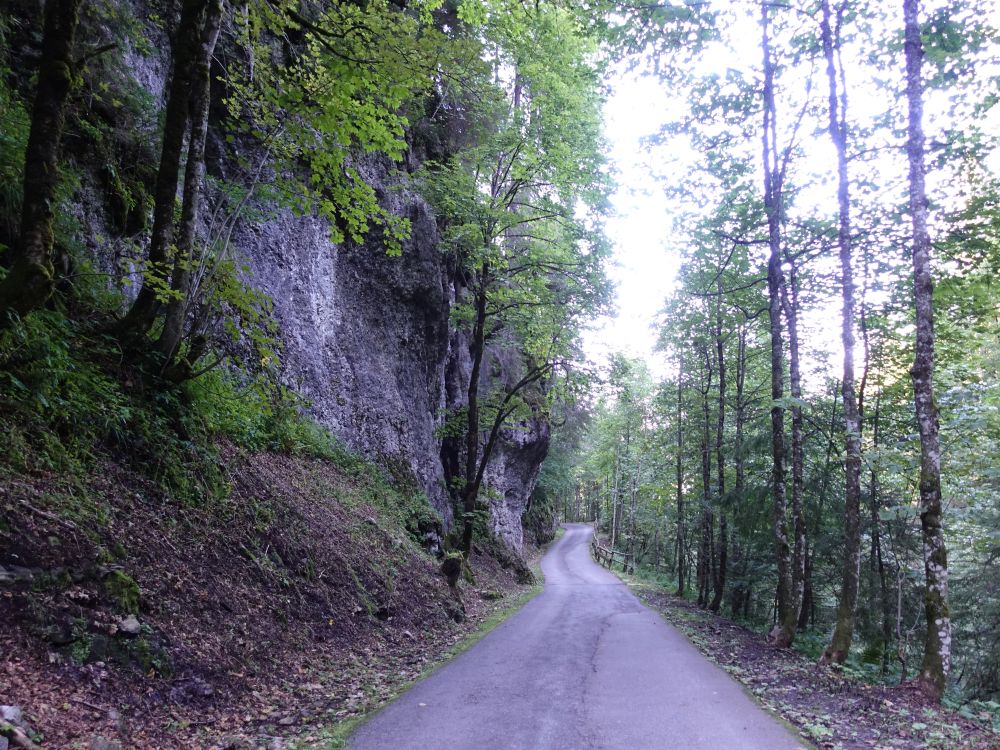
104 570 140 614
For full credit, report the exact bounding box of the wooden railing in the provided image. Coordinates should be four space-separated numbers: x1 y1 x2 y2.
590 537 635 574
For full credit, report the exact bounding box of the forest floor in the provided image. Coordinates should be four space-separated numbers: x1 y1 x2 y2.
625 581 1000 750
0 446 542 750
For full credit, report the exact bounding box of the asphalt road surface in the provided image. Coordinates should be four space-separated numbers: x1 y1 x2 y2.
347 523 808 750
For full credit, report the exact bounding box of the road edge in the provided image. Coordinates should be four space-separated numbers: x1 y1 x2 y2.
595 556 816 750
310 531 563 749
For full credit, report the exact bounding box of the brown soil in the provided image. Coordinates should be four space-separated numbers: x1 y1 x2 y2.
632 585 1000 750
0 447 535 749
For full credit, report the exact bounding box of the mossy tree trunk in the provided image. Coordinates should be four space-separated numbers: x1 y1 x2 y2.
760 0 797 648
820 0 865 666
0 0 82 320
119 0 206 342
157 0 223 371
904 0 950 701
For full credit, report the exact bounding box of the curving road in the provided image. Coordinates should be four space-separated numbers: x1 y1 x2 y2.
347 523 808 750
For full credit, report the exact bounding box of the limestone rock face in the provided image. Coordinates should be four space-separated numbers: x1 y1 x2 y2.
66 9 551 548
234 183 456 520
232 178 550 546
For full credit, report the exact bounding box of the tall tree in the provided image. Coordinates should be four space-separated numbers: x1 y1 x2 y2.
118 0 213 341
423 3 610 555
820 0 864 665
0 0 82 320
760 0 797 648
903 0 950 701
156 0 224 372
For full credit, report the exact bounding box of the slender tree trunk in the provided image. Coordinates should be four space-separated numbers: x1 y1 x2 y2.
460 273 489 554
804 382 840 631
698 504 712 608
0 0 81 319
867 391 894 674
819 0 864 666
676 353 686 597
157 0 223 369
729 325 747 617
120 0 206 340
877 536 893 677
904 0 950 700
735 324 746 501
698 342 713 608
611 446 621 549
629 453 641 559
779 257 806 631
760 1 794 647
462 356 550 555
710 287 727 612
799 544 813 630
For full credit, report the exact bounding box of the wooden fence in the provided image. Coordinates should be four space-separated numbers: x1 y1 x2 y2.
590 537 635 574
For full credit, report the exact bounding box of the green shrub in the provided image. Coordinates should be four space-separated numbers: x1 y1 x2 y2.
0 72 28 246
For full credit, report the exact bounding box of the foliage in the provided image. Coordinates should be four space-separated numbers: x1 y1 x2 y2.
0 73 29 248
415 1 612 547
228 0 464 252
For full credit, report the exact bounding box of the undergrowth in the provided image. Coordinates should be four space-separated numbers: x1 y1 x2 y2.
0 301 439 540
623 560 1000 733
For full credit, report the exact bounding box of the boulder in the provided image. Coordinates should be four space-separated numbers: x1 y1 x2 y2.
118 615 141 637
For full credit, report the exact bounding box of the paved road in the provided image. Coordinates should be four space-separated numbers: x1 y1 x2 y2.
347 523 808 750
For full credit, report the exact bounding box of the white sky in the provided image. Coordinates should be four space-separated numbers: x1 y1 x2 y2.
582 72 678 378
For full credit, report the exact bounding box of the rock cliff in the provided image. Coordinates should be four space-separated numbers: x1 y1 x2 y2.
64 15 549 549
234 180 549 547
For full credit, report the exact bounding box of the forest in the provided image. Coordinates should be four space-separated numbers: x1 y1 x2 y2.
538 0 1000 713
0 0 998 746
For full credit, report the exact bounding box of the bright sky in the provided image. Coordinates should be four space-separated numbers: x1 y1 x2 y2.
582 71 678 378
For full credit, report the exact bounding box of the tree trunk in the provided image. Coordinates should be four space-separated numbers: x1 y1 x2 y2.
675 353 686 597
460 273 489 554
120 0 206 340
710 286 727 612
904 0 950 701
157 0 224 370
779 256 806 633
0 0 81 319
760 1 794 647
819 0 864 666
799 543 813 630
735 324 746 500
629 453 641 559
611 446 621 549
867 391 894 674
698 342 713 608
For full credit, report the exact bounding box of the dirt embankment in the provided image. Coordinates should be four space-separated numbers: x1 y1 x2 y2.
1 447 535 749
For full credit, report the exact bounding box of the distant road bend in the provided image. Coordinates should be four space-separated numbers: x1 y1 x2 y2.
348 523 807 750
